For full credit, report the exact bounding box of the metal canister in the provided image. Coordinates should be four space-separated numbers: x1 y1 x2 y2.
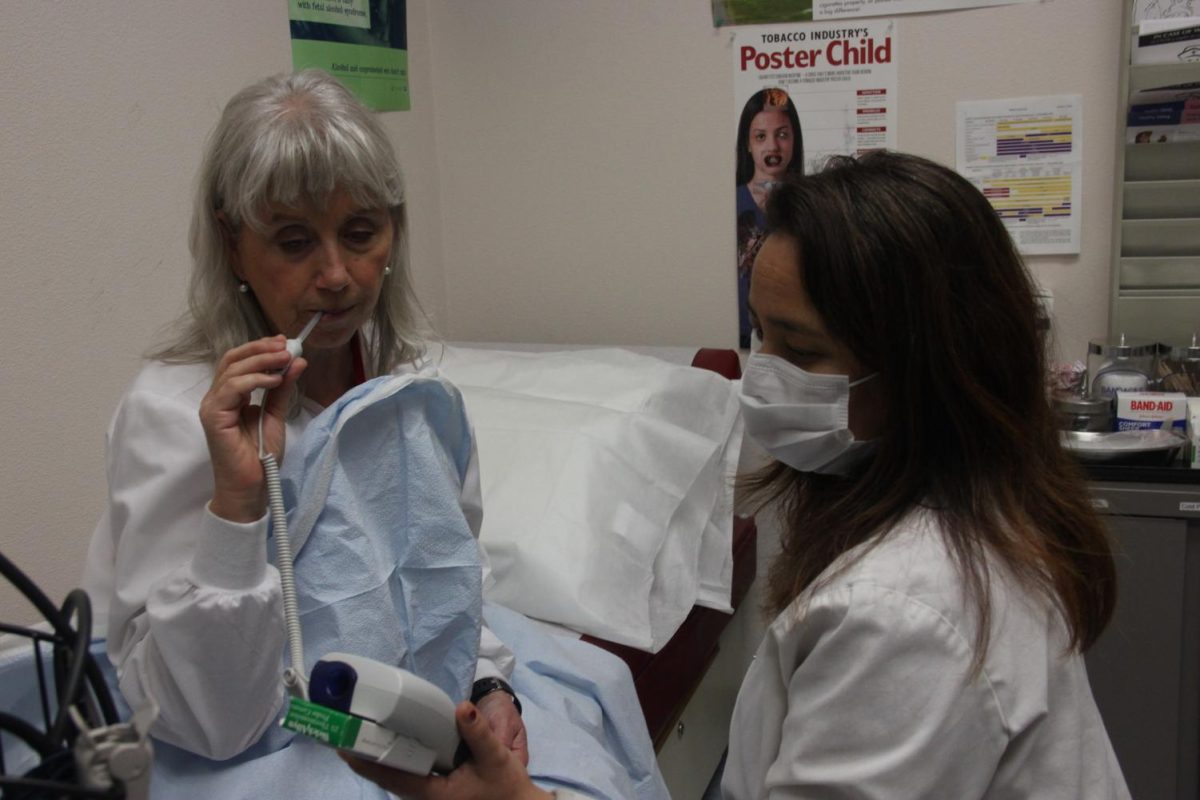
1157 334 1200 396
1088 335 1155 400
1053 394 1114 432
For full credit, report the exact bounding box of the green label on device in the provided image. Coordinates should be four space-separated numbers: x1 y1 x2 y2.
282 697 363 748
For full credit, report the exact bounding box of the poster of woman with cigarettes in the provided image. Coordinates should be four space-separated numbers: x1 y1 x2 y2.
733 20 897 348
736 88 803 348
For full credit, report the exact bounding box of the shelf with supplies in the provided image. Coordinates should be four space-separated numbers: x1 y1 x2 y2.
1094 17 1200 798
1110 4 1200 345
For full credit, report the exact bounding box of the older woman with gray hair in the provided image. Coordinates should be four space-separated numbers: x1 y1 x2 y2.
82 70 524 795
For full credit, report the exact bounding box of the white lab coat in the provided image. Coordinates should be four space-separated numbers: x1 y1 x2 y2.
82 358 514 761
723 509 1131 800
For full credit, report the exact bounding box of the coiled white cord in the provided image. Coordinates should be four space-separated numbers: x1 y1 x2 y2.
262 451 307 699
254 312 322 700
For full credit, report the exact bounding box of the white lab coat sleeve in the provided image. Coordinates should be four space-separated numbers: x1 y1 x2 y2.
461 436 516 682
755 583 1008 799
122 509 286 760
95 382 287 761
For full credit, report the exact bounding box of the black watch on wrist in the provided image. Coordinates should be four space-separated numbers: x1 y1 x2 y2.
470 677 522 715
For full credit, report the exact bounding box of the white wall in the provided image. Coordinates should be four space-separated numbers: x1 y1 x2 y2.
425 0 1122 363
1 0 1123 619
0 1 446 621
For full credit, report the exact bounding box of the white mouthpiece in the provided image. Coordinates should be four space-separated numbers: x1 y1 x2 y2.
284 312 324 361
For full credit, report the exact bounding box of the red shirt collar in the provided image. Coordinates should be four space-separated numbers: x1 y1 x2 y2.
352 332 367 387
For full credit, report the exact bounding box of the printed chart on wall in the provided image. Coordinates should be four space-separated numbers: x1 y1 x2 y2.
288 0 409 111
956 95 1082 256
732 20 897 348
713 0 1031 25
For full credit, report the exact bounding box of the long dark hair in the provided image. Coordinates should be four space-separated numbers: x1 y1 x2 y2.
735 88 805 186
744 151 1115 657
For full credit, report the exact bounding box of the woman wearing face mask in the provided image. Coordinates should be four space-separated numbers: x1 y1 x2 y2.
729 150 1128 798
344 150 1129 800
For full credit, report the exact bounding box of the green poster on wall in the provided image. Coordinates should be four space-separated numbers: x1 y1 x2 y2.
712 0 813 26
288 0 409 111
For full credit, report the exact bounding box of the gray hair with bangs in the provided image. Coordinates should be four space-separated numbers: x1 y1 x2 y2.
151 69 426 375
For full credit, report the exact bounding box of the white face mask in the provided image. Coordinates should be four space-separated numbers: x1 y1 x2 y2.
738 352 878 475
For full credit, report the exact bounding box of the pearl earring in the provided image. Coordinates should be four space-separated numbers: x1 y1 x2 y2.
238 281 249 294
383 266 393 276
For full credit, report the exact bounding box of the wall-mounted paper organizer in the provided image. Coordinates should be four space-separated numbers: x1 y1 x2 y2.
1110 11 1200 346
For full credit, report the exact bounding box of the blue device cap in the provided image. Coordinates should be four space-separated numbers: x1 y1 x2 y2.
309 659 358 714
